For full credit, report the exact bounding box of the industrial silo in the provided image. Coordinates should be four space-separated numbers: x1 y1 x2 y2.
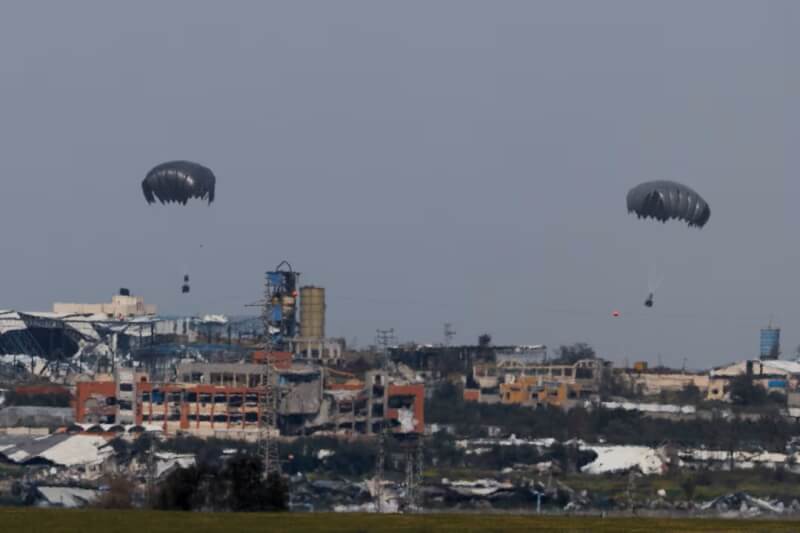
300 286 326 339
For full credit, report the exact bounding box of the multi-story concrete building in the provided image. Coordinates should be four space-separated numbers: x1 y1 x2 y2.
499 377 598 409
74 361 425 439
465 358 609 406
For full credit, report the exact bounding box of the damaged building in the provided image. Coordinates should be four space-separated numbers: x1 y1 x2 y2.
464 358 608 409
73 359 424 439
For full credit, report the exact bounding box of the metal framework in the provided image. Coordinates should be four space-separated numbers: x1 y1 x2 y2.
373 328 394 511
404 443 416 509
256 261 300 479
372 325 424 513
375 426 386 512
258 270 281 479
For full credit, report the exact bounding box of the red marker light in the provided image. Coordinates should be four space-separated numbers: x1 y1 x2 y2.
612 311 620 317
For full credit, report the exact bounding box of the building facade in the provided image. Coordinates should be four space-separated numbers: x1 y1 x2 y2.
54 292 157 318
74 362 425 439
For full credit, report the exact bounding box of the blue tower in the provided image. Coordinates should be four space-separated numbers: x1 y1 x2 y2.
264 261 300 350
760 325 780 360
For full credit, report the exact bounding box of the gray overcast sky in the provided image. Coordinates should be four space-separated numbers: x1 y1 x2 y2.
0 1 797 367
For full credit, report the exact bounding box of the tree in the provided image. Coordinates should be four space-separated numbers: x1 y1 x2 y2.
680 476 696 501
599 368 636 400
156 465 201 510
264 473 290 511
155 454 289 512
219 455 288 511
94 476 135 509
729 374 767 406
553 343 596 365
678 382 702 405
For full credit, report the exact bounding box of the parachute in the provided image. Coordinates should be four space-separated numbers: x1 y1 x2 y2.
626 180 710 228
141 161 214 297
626 181 710 308
142 160 216 205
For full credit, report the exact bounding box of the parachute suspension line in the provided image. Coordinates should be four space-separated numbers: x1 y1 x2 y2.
647 264 664 295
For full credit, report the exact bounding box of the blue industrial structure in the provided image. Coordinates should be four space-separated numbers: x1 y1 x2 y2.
264 261 300 351
760 326 780 360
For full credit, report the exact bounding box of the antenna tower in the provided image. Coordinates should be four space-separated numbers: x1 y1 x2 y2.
444 323 456 347
373 328 394 512
258 271 280 479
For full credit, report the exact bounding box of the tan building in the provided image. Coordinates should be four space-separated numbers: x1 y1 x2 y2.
465 359 608 406
54 292 156 318
499 377 597 409
624 372 709 396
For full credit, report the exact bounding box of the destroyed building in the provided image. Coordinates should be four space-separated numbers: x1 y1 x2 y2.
72 359 425 440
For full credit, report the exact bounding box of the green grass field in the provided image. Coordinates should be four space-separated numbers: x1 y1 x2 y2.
2 509 800 533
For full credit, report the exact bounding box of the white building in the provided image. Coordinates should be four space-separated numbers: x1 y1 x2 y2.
53 293 156 318
707 359 800 401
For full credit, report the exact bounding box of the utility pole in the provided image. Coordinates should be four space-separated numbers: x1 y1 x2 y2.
375 427 386 513
146 435 156 507
415 439 424 510
375 328 395 370
627 470 640 514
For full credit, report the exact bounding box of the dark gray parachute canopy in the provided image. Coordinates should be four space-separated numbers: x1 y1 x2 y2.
142 161 216 205
626 180 710 228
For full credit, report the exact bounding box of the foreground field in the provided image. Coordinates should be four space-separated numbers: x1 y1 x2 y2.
2 509 800 533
